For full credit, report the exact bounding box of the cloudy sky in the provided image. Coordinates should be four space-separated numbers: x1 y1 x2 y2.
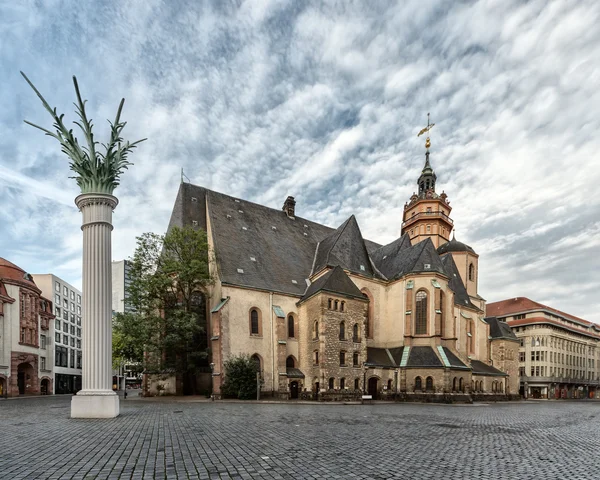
1 0 599 322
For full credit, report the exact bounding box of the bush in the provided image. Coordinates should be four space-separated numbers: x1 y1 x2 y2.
221 354 259 400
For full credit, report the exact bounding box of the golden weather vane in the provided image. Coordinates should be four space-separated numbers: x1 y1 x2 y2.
417 112 435 150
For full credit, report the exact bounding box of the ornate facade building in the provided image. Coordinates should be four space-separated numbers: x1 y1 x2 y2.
0 258 55 396
488 297 600 399
166 146 519 401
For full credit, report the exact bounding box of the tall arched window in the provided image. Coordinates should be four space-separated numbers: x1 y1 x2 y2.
361 288 374 339
313 350 319 365
352 323 359 342
340 378 345 389
354 378 360 390
314 321 319 339
452 377 457 392
467 320 474 354
339 321 345 340
286 356 295 368
250 308 260 335
415 376 422 391
439 290 445 334
459 378 464 392
339 351 346 366
353 352 359 366
287 314 295 338
328 377 335 390
334 300 339 310
468 263 475 281
415 290 428 335
426 376 433 391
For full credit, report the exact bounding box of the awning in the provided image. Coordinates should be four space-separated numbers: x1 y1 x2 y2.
210 297 230 313
286 367 305 378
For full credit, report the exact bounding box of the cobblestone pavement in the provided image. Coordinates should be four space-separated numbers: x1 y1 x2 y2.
1 396 599 480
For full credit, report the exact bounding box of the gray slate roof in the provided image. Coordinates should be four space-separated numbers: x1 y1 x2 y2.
484 317 518 341
441 254 478 310
442 347 470 369
438 236 476 255
366 347 396 368
300 266 366 303
470 360 508 377
374 238 447 280
168 183 474 306
312 216 379 278
407 346 443 367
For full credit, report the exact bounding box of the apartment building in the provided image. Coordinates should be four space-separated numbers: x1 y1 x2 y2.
32 274 83 394
112 260 133 314
487 297 600 399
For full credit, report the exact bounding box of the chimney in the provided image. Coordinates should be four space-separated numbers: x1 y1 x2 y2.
282 196 296 218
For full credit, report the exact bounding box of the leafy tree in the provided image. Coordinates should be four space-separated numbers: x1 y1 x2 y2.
221 354 260 400
113 226 213 393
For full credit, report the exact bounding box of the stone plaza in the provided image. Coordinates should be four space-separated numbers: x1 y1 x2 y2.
1 396 599 479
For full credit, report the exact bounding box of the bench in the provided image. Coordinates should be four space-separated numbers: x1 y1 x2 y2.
361 395 373 404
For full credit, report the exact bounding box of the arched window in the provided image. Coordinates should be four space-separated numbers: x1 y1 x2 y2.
439 290 445 334
313 350 319 365
353 352 359 366
251 354 261 372
314 321 319 339
471 380 474 392
250 308 260 335
469 263 475 281
500 382 504 393
339 351 346 366
387 379 392 391
467 320 474 354
340 301 345 312
354 378 360 390
415 376 422 391
426 376 433 391
287 314 295 338
361 288 374 339
339 321 345 340
415 290 428 335
340 378 345 389
286 356 295 368
334 300 339 310
328 377 335 390
353 323 359 342
459 378 464 392
328 298 333 309
452 377 457 392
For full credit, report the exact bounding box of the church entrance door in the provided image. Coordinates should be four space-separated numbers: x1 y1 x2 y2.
290 381 299 399
368 377 379 399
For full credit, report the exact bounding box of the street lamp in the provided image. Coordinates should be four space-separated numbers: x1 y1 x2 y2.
363 363 368 394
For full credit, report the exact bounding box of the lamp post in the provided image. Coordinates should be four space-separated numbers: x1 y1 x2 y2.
363 363 368 394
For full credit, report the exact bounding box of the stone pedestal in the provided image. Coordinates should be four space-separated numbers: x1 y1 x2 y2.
71 193 119 419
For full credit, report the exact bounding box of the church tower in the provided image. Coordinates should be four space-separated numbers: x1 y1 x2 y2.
401 114 453 248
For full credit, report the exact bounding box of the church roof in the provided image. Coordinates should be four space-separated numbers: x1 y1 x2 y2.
437 235 476 255
470 360 508 377
299 266 366 303
312 215 377 277
375 238 446 280
441 254 478 310
484 316 518 341
0 257 39 291
168 183 474 305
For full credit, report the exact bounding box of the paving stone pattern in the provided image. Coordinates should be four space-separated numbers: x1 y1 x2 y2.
1 396 599 479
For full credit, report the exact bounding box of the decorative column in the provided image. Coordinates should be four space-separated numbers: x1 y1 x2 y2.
71 193 120 418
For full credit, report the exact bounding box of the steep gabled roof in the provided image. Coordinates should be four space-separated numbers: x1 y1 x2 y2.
312 215 377 277
441 254 478 310
375 238 446 280
299 266 366 303
370 234 412 270
485 316 518 341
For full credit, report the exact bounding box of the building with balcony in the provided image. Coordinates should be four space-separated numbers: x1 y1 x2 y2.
487 297 600 399
0 258 55 396
32 274 83 394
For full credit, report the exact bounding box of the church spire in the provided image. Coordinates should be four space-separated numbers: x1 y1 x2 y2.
417 113 437 195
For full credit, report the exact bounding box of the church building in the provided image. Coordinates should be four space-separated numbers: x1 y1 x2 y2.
166 132 519 401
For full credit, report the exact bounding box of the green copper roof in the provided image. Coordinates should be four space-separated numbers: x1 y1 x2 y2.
272 305 285 318
210 297 230 313
437 345 451 367
399 346 411 367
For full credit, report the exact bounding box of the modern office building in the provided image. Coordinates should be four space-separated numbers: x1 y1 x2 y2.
487 297 600 399
0 258 55 396
112 260 133 314
32 274 83 394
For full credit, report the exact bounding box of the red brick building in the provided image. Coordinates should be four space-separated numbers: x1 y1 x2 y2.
0 258 55 397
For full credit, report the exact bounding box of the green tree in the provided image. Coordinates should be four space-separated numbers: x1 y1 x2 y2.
113 226 213 394
221 354 260 400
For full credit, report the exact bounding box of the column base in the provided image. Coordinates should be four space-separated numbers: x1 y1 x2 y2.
71 391 120 418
